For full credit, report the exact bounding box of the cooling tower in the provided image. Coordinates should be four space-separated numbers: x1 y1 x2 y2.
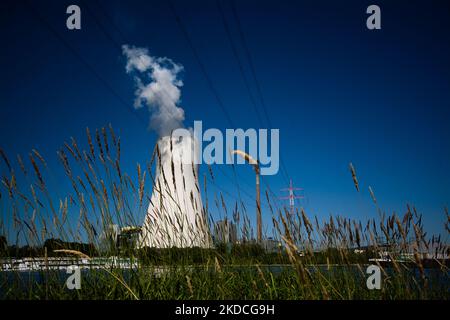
139 134 211 248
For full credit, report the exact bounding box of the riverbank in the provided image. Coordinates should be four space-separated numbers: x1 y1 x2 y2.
1 262 448 300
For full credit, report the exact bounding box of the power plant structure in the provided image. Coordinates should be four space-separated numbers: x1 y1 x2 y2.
139 134 212 248
231 150 262 243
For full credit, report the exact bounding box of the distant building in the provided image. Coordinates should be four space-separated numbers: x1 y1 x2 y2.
261 238 282 253
213 219 237 244
99 224 141 252
117 226 142 250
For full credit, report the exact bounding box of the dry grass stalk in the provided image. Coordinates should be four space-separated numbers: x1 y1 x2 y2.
0 148 11 172
349 162 359 192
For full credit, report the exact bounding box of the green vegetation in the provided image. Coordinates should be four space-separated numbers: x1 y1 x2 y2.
0 238 98 258
0 242 375 265
0 126 448 300
3 264 447 300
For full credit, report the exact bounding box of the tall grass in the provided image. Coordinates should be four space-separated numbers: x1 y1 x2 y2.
0 125 448 300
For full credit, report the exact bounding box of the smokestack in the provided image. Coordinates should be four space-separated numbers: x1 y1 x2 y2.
122 45 211 248
140 134 211 248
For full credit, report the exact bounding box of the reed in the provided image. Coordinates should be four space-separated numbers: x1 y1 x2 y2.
0 126 448 300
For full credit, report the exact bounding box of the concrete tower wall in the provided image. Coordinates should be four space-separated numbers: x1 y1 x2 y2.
139 135 211 248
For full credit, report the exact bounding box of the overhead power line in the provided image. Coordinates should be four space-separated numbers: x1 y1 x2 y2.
230 0 292 186
23 0 148 130
167 0 236 128
216 0 264 126
86 0 261 207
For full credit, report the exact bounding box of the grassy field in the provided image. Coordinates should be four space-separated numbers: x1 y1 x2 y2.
0 125 448 300
2 264 447 300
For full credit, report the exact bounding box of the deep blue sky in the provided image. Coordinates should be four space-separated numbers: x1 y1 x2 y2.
1 0 449 241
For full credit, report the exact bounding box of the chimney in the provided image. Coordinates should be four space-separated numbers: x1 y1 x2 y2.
139 134 211 248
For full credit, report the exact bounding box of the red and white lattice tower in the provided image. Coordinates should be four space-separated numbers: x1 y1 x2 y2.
279 179 303 216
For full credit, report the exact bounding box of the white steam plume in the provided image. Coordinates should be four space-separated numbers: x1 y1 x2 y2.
122 45 185 136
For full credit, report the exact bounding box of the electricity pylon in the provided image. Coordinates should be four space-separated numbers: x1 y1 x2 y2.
279 179 303 216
